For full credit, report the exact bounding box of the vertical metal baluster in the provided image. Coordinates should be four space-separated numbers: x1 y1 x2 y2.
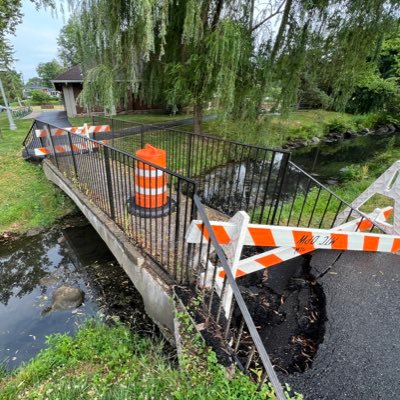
257 152 276 224
104 146 115 220
269 152 290 225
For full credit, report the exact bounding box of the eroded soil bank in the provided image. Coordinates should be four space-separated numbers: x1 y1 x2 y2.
237 253 326 374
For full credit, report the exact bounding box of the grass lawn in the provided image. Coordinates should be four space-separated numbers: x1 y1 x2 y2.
0 113 74 235
0 320 298 400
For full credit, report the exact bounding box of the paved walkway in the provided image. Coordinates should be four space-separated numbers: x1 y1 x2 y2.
285 249 400 400
34 111 70 127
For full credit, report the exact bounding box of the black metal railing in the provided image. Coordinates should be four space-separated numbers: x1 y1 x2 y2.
93 115 292 226
91 115 384 234
273 161 387 233
39 122 197 283
22 121 45 158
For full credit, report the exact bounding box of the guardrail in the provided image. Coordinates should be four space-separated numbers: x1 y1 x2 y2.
39 122 197 282
93 115 292 227
92 115 383 234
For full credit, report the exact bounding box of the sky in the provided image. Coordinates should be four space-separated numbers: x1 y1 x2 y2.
9 0 70 82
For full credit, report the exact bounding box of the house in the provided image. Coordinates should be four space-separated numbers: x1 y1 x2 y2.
24 86 60 98
52 65 163 117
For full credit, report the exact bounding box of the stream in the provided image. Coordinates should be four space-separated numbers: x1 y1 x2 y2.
0 214 153 371
290 131 399 183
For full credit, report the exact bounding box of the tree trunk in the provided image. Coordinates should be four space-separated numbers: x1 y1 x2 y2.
270 0 292 64
193 103 203 135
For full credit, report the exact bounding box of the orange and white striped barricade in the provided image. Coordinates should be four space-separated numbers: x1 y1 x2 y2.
127 144 176 217
35 126 86 138
34 123 110 156
187 206 394 279
35 124 110 138
186 206 393 315
34 140 108 157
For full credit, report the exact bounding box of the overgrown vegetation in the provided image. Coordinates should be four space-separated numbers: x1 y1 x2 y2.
0 114 73 235
185 110 400 147
0 320 296 400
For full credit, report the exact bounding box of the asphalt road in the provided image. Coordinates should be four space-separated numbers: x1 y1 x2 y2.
284 249 400 400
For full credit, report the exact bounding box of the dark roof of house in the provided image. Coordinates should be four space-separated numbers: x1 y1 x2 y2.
52 65 83 83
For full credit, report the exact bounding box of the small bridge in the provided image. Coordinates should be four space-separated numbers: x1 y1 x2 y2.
22 115 395 399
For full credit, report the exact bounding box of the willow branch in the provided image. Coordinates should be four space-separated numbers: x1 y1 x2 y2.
251 0 286 32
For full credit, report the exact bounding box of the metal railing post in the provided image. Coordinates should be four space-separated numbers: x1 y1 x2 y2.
140 124 145 148
47 124 60 169
66 130 78 179
104 146 115 220
187 134 193 177
111 117 115 147
270 152 291 225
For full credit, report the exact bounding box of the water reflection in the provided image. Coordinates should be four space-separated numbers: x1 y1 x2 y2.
199 132 400 220
199 156 309 218
0 221 151 370
291 133 400 182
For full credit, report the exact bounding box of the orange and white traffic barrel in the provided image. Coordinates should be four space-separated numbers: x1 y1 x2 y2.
128 144 175 217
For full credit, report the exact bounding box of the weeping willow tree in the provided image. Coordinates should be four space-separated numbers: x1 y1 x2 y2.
71 0 400 133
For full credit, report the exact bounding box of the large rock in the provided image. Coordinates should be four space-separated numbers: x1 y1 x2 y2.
387 124 396 134
311 136 320 144
42 286 84 315
375 126 389 135
360 128 370 135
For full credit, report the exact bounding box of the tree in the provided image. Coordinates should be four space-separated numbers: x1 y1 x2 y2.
26 76 44 87
57 18 81 67
36 59 64 88
346 34 400 114
0 69 23 102
73 0 400 133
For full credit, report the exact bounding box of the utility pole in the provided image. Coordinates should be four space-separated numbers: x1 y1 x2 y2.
0 77 17 130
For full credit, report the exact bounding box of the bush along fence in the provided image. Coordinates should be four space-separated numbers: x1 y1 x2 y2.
22 117 386 399
12 106 32 119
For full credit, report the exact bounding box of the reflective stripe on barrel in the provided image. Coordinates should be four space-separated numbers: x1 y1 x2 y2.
134 144 167 209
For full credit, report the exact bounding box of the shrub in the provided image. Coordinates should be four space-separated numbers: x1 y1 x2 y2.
31 90 52 104
325 117 355 133
340 164 369 182
346 74 399 114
